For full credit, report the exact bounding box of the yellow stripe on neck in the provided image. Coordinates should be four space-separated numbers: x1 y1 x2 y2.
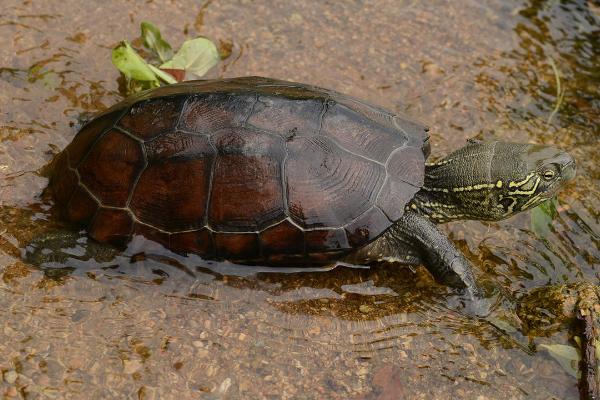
509 172 535 188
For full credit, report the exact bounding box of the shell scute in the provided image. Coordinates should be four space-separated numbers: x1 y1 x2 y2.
304 228 350 253
50 152 78 206
145 130 213 161
208 128 286 231
67 112 116 167
66 186 98 224
321 102 408 164
376 179 418 222
77 130 145 208
386 146 425 188
344 207 390 248
393 115 430 155
89 208 133 245
170 229 214 257
286 136 386 228
214 232 260 259
131 158 213 232
117 96 185 140
178 93 255 134
260 220 305 256
131 132 215 232
132 223 170 250
375 146 425 221
247 96 323 137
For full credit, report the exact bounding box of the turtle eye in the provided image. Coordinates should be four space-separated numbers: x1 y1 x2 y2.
542 169 556 180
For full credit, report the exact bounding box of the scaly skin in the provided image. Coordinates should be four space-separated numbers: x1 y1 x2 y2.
349 141 576 308
414 141 576 222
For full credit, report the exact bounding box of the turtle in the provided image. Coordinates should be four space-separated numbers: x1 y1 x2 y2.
46 76 576 300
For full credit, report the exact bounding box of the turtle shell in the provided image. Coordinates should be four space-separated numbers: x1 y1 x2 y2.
50 76 429 265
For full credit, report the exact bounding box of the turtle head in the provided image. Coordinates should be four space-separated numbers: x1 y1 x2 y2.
414 141 576 222
497 143 576 213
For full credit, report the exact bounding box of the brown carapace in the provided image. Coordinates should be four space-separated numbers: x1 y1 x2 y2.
50 76 429 265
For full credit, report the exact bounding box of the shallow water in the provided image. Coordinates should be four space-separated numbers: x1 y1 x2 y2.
1 0 599 398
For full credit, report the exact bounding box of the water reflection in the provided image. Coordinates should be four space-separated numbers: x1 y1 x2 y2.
13 229 544 358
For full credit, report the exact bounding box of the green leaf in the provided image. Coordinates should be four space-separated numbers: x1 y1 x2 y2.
148 64 177 84
140 21 173 63
531 198 559 238
539 343 581 378
160 37 218 78
126 79 159 95
112 41 159 83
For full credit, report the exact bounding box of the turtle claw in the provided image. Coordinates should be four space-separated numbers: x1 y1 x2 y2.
462 293 493 318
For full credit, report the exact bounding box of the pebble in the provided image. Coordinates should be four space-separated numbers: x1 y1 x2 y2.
123 359 143 374
4 370 17 384
35 374 50 386
289 13 304 25
5 386 18 398
196 349 209 358
422 61 445 78
218 377 232 394
359 305 372 313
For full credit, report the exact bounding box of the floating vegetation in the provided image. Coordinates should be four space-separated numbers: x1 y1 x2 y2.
540 343 582 378
530 198 558 239
527 282 600 398
111 21 219 95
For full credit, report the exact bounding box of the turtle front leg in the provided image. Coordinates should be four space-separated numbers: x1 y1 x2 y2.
348 211 483 302
396 212 482 297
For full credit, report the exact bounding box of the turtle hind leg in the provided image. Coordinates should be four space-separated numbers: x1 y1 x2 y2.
24 228 120 267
